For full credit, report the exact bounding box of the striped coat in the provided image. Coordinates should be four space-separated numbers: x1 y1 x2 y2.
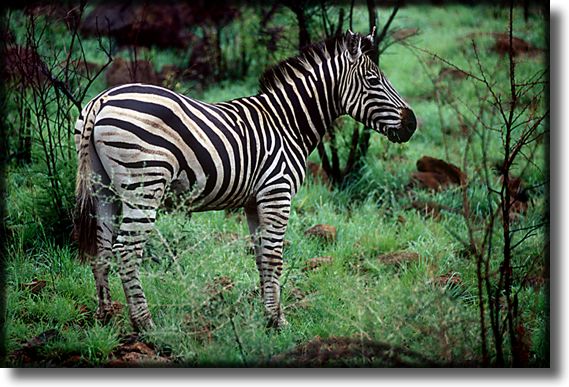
74 30 416 330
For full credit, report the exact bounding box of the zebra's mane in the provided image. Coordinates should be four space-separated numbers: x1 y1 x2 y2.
258 32 373 94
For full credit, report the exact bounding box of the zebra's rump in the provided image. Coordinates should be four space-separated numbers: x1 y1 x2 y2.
89 83 262 211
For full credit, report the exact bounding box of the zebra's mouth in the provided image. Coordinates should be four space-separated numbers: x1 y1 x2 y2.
379 108 417 144
384 126 407 143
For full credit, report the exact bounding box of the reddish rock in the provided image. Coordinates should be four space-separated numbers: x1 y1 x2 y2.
492 33 541 57
411 171 454 191
108 338 170 367
416 156 467 186
307 161 331 187
304 256 333 271
410 156 467 191
437 67 468 82
391 28 419 41
377 251 419 265
433 272 463 287
304 224 337 242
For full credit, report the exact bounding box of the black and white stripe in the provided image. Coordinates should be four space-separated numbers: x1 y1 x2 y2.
74 30 416 330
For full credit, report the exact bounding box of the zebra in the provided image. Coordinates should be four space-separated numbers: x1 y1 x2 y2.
74 29 417 331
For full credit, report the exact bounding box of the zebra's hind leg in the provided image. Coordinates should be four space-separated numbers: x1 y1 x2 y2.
247 196 291 329
113 202 158 331
92 197 117 322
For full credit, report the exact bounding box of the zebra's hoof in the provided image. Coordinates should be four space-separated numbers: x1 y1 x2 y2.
94 305 114 324
132 316 155 332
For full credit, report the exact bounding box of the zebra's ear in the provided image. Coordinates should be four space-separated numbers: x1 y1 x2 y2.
346 31 363 62
366 26 376 45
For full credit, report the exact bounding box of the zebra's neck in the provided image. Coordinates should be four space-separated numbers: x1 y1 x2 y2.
255 58 342 157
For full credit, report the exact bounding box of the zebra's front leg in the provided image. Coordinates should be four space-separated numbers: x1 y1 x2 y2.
248 197 291 329
113 203 157 332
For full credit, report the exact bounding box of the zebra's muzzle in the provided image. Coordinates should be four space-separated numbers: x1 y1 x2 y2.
385 108 417 143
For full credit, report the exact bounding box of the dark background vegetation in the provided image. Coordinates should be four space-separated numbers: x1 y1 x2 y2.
1 0 548 367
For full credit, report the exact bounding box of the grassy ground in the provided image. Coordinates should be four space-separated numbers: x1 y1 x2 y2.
4 4 547 366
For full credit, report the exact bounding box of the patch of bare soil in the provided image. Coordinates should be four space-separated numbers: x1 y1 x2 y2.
269 336 445 367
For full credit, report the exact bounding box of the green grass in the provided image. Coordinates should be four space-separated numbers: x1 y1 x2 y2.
4 4 547 367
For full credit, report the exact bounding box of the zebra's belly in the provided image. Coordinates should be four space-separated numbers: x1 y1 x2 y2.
163 174 253 213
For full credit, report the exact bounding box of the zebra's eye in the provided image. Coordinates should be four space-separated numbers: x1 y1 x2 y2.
367 76 381 86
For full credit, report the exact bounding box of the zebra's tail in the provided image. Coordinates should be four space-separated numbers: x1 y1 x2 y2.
73 97 103 262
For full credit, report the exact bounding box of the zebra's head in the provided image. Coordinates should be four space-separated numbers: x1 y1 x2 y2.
339 29 417 143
